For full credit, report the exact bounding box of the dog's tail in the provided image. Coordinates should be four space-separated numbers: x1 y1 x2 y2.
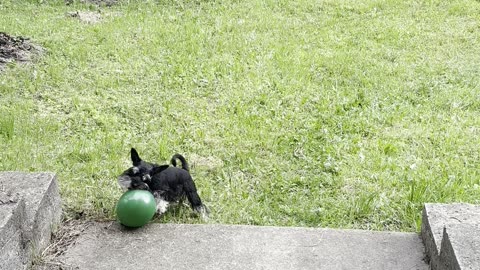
171 154 189 171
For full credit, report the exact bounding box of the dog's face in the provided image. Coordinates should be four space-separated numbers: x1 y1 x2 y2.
117 166 151 191
117 148 156 191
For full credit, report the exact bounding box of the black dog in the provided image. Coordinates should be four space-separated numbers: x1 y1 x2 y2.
118 148 208 219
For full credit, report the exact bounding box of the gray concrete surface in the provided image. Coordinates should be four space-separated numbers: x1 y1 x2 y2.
421 203 480 270
0 196 27 270
439 224 480 270
0 172 62 270
57 222 428 270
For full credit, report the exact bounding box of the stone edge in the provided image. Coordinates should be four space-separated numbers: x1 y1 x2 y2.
0 172 62 270
421 203 480 270
0 199 28 270
421 203 441 270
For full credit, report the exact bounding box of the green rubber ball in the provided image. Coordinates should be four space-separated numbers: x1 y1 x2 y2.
116 190 156 228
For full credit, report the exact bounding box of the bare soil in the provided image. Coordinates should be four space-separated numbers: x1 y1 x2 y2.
0 32 43 72
84 0 117 6
67 11 102 24
66 0 118 6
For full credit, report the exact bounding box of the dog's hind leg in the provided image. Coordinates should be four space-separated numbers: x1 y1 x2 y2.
184 180 209 220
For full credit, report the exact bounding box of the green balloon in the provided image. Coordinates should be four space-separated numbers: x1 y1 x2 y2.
116 190 156 227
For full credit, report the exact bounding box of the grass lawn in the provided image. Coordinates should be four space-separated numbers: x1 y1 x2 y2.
1 0 479 231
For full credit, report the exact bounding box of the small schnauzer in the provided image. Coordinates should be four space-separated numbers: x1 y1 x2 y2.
118 148 208 219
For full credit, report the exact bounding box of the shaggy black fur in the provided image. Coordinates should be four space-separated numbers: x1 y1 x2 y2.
118 148 208 217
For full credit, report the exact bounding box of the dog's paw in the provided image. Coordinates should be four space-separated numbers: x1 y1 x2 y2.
194 205 210 221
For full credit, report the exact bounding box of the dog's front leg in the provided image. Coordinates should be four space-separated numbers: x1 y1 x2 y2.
153 192 170 215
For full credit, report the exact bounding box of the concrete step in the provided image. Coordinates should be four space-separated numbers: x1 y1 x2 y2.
421 203 480 270
0 172 62 270
0 195 27 270
52 222 428 270
3 172 479 270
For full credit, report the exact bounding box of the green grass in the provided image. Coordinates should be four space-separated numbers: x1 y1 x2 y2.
1 0 479 231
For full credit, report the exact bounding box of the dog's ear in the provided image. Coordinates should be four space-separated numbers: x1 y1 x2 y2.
150 165 169 175
131 148 142 166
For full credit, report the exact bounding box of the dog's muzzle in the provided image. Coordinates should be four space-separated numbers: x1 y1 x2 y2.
142 174 151 182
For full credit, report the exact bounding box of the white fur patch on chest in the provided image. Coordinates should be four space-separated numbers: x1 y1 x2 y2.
155 198 170 215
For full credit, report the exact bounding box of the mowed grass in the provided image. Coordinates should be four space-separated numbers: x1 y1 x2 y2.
1 0 479 231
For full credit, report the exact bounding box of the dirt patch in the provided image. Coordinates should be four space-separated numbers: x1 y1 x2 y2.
67 11 102 24
66 0 118 6
0 32 43 72
32 219 92 270
84 0 118 6
190 154 224 171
